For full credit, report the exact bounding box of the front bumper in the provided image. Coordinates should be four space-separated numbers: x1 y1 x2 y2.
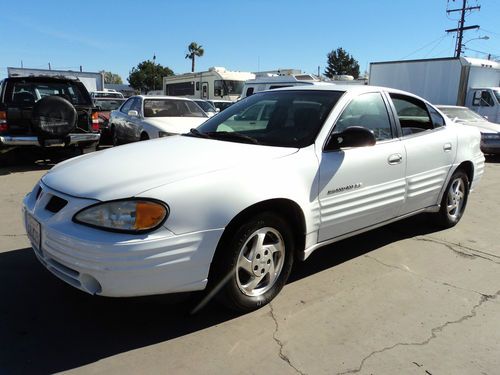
23 181 223 297
0 133 100 148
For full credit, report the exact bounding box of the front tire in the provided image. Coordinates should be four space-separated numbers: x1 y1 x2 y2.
434 170 469 228
213 212 294 312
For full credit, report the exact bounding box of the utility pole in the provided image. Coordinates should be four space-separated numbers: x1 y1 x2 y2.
445 0 480 57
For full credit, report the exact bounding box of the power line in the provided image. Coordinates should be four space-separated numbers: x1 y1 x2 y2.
400 34 448 59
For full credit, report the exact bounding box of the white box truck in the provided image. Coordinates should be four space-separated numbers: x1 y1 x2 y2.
369 57 500 123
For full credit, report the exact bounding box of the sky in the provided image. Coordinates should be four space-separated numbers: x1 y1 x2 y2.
1 0 499 82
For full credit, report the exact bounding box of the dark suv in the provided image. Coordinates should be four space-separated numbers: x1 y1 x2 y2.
0 76 100 150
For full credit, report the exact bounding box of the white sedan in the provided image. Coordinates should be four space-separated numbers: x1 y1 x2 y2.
23 85 484 312
109 95 208 145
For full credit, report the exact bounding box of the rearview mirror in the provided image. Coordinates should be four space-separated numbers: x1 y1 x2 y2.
128 110 139 117
325 126 376 151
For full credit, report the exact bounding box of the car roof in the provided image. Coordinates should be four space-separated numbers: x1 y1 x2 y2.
6 76 80 83
435 105 468 109
137 95 193 101
258 84 431 101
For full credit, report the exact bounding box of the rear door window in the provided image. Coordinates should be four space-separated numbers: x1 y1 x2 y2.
389 94 435 136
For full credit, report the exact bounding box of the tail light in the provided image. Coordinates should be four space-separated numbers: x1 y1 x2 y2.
0 111 8 133
91 111 100 132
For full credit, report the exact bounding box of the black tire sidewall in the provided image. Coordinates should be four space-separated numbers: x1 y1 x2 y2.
215 212 295 312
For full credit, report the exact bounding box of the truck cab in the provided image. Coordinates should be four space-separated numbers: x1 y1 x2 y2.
467 87 500 123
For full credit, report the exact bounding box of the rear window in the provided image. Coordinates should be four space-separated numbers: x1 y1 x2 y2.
94 99 126 111
144 99 207 118
6 81 91 106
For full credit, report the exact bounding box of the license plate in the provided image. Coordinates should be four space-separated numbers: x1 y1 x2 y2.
26 213 41 251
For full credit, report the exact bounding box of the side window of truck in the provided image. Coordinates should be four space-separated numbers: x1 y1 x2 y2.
473 90 494 107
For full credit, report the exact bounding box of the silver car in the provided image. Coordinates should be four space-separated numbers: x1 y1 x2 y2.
437 105 500 154
109 95 208 145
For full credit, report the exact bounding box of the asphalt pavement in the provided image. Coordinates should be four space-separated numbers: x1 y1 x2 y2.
1 148 499 375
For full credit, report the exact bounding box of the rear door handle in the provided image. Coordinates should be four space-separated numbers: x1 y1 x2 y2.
388 153 403 165
443 143 452 152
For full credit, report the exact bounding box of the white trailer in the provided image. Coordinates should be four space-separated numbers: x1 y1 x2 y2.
162 67 255 102
369 57 500 123
7 67 104 93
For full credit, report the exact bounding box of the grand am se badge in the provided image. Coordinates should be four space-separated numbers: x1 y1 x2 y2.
328 183 363 195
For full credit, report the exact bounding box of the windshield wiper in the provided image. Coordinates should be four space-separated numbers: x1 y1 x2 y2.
185 128 211 138
206 131 260 145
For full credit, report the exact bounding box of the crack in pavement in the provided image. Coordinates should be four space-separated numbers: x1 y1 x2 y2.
336 291 500 375
414 237 500 265
269 302 306 375
364 255 485 297
424 236 500 261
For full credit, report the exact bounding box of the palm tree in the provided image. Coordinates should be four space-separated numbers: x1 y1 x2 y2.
185 42 204 72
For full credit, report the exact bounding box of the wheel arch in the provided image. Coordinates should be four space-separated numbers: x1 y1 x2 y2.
455 160 474 186
208 198 306 280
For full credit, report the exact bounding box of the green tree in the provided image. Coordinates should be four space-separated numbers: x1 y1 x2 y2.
324 48 360 79
185 42 204 72
127 60 174 93
100 70 123 84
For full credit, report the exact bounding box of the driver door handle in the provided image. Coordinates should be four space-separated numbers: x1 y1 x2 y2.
388 153 403 165
443 143 453 152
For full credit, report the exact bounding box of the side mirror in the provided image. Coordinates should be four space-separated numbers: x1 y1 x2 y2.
325 126 376 151
128 110 139 117
215 108 221 113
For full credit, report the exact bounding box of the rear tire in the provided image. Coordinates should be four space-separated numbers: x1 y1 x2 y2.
212 212 294 312
434 170 469 228
112 127 120 146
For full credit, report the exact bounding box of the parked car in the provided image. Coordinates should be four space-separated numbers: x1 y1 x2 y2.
90 90 124 99
93 98 126 145
207 99 234 112
109 95 208 145
23 85 484 312
0 76 100 151
192 99 218 117
437 105 500 154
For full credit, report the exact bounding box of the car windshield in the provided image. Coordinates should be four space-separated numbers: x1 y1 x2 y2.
210 101 233 111
439 107 486 122
93 92 123 98
94 99 125 111
189 90 344 148
8 81 91 105
494 90 500 104
195 100 216 113
144 99 207 118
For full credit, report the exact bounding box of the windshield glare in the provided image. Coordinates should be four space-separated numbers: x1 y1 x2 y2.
95 99 125 111
144 99 207 118
439 107 486 122
194 90 344 147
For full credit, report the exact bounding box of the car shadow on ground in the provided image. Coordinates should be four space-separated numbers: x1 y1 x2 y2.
0 214 439 374
0 147 93 176
485 154 500 164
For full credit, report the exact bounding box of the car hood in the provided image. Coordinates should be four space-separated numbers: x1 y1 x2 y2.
42 136 298 201
144 117 208 134
458 120 500 133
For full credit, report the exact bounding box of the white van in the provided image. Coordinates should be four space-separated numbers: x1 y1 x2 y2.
240 74 330 99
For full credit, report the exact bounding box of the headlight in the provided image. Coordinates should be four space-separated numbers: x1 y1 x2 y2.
74 199 168 233
481 132 500 140
159 131 175 137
